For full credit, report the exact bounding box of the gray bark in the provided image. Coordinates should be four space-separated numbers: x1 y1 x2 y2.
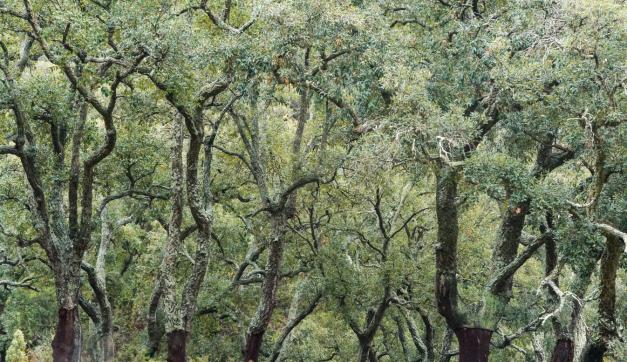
270 287 322 361
161 117 185 334
581 234 624 362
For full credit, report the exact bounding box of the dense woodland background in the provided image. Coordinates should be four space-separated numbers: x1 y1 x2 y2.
0 0 625 361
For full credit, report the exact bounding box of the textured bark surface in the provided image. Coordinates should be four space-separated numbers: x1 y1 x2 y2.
179 104 215 333
484 136 573 327
395 316 411 361
582 234 623 362
543 221 565 339
566 262 597 361
434 166 463 329
270 290 321 362
161 118 185 335
166 329 188 362
52 306 81 362
80 205 122 362
146 280 164 357
400 306 434 361
551 339 574 362
244 213 287 361
243 330 265 362
417 308 435 361
0 297 6 362
439 328 454 362
147 65 223 362
357 340 377 362
454 328 492 362
82 261 115 362
101 333 115 362
489 199 528 300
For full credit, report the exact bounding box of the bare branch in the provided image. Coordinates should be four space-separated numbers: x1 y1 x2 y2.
0 4 27 19
0 275 38 291
390 18 431 29
277 175 320 211
304 80 361 128
594 223 627 252
178 0 257 34
99 189 168 215
269 291 322 362
0 145 20 156
487 233 550 293
212 145 252 171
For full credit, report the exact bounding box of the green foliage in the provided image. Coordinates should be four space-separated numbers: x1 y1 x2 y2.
6 329 27 362
0 0 624 360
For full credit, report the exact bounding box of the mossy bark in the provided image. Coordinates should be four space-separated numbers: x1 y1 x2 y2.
244 213 287 362
582 234 623 362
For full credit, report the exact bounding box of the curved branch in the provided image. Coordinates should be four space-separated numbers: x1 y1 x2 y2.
269 291 322 362
594 223 627 252
179 0 257 34
487 233 550 293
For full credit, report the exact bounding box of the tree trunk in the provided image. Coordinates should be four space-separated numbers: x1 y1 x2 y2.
551 339 574 362
357 342 369 362
0 297 7 362
94 206 117 362
161 117 186 360
166 329 187 362
357 339 376 362
244 330 265 362
417 308 434 361
484 137 573 327
439 328 454 362
454 328 492 362
582 234 623 362
434 167 464 330
100 331 115 362
550 257 598 362
489 199 528 299
147 280 164 357
581 345 604 362
394 316 411 362
244 213 287 361
401 307 432 361
52 306 81 362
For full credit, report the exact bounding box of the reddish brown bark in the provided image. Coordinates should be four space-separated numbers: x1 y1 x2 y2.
166 329 188 362
551 339 574 362
454 328 492 362
582 344 605 362
244 330 265 362
51 307 80 362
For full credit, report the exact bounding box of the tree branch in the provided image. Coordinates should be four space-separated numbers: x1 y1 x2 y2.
0 145 20 156
487 233 550 293
269 291 322 361
594 223 627 252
